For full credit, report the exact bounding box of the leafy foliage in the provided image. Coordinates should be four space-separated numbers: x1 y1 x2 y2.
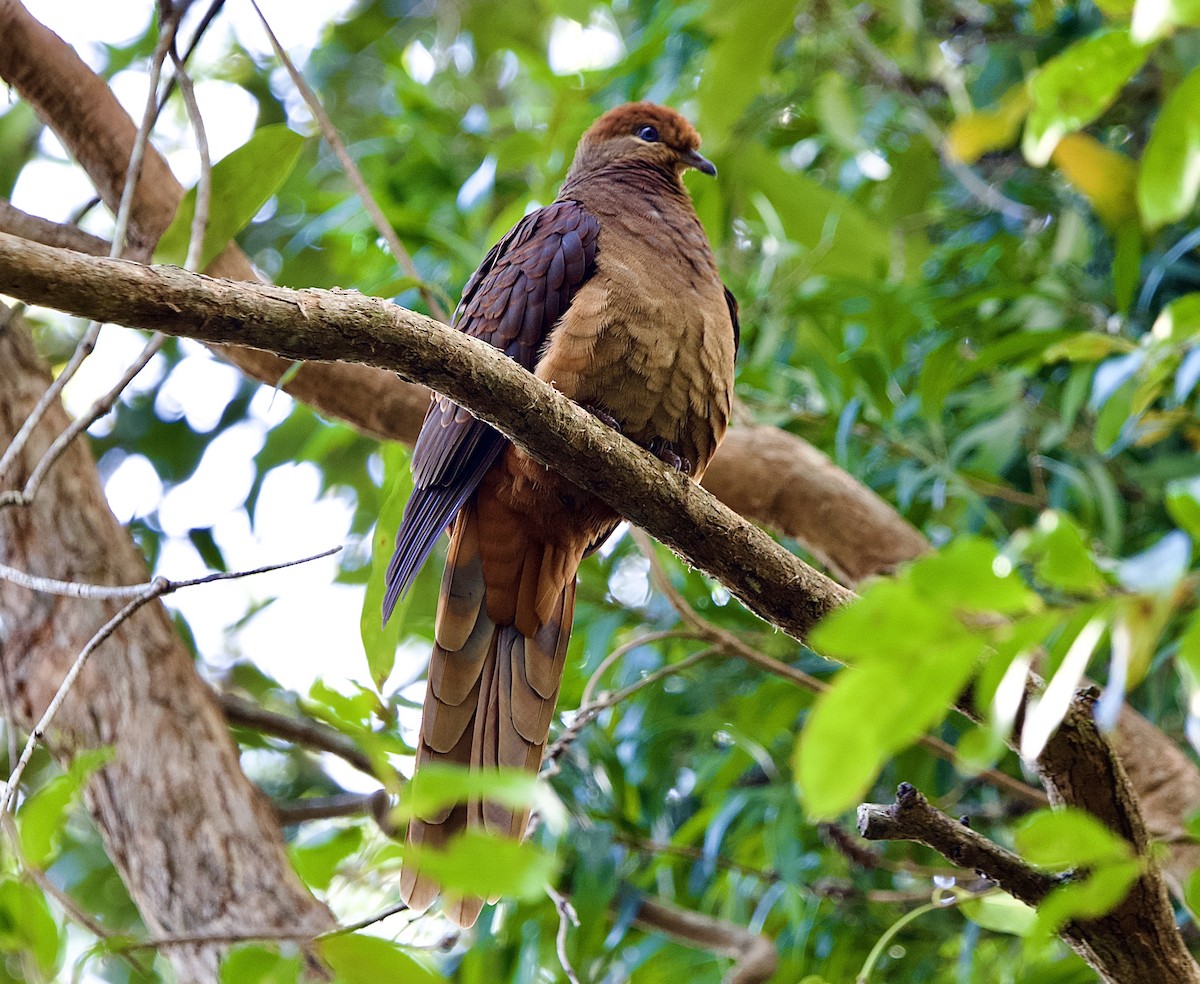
8 0 1200 980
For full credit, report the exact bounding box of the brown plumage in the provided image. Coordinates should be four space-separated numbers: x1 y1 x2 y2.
384 102 738 926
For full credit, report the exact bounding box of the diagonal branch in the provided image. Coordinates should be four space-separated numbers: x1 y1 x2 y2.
0 231 855 639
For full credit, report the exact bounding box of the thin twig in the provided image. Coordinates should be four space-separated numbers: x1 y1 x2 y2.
0 586 165 815
111 10 181 257
0 638 18 773
155 0 227 116
0 547 341 812
100 900 413 955
168 48 212 273
217 690 377 777
614 833 782 883
580 628 701 708
834 7 1040 225
547 886 584 984
247 0 450 322
544 647 718 775
273 790 392 827
0 546 341 600
0 333 167 509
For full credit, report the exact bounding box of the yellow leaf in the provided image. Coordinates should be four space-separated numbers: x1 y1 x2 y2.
1050 133 1137 228
947 87 1032 164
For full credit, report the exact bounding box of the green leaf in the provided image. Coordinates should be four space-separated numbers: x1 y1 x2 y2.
740 146 926 282
1185 867 1200 920
697 0 799 137
947 87 1031 164
155 124 306 269
17 747 112 868
814 73 865 153
290 826 364 892
1151 293 1200 344
1132 0 1200 42
955 724 1007 776
0 102 40 200
908 537 1038 615
1139 68 1200 229
1034 860 1140 935
220 944 304 984
1113 220 1143 312
1043 333 1136 364
403 763 563 830
0 880 61 976
1174 607 1200 686
1015 808 1132 869
320 933 445 984
360 443 413 689
1050 133 1138 228
400 829 558 900
17 777 75 870
1094 379 1135 452
795 639 979 818
960 891 1038 936
810 580 970 665
1031 512 1106 594
1023 29 1151 166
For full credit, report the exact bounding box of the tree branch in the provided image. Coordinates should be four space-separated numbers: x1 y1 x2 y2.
858 783 1058 905
0 307 335 983
217 690 377 778
0 231 855 641
860 780 1200 984
632 895 778 984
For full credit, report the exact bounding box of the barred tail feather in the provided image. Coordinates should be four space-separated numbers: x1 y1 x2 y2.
399 505 577 928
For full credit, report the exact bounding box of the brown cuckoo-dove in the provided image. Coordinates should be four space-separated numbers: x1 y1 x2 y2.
383 101 739 926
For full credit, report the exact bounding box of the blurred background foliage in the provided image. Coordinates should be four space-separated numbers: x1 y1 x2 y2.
5 0 1200 980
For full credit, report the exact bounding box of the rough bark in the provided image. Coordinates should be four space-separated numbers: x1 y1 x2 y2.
0 308 336 981
0 232 856 640
860 782 1200 984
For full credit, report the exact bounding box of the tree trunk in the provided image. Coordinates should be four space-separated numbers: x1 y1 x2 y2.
0 308 334 982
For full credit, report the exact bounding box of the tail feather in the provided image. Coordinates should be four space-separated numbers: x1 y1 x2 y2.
434 510 486 651
399 501 583 927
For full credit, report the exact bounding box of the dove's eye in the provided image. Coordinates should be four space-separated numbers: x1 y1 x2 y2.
636 125 660 142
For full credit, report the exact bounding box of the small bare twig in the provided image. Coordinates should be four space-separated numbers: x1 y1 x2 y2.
857 783 1059 907
0 586 165 814
247 0 450 322
273 790 392 828
0 332 167 509
834 7 1040 226
0 546 340 601
544 647 718 776
580 628 701 708
547 886 584 984
217 690 377 777
615 833 781 883
0 547 341 813
633 895 778 984
168 48 212 273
